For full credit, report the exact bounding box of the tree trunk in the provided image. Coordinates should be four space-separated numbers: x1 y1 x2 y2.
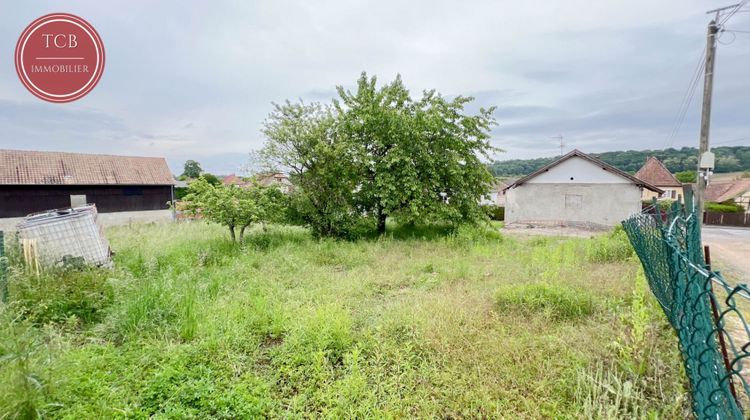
239 225 247 243
229 225 236 242
377 208 387 234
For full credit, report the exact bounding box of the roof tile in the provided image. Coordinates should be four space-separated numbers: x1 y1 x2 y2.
634 157 682 187
0 149 174 185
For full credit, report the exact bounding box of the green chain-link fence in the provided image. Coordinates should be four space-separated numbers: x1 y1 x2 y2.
622 190 750 419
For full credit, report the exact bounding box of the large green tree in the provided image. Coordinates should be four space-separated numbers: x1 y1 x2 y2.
261 101 362 238
182 160 203 178
261 73 497 237
335 74 497 232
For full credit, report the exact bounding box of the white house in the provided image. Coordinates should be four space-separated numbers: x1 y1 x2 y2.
503 150 662 229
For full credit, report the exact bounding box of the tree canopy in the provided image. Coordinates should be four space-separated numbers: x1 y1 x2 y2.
183 177 287 242
182 160 203 178
261 73 497 237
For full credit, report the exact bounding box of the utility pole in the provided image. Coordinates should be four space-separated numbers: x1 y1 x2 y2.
695 17 720 225
551 135 564 157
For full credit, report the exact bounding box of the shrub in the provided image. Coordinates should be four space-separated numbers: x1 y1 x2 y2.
9 267 114 326
675 170 696 183
705 201 744 213
494 283 595 320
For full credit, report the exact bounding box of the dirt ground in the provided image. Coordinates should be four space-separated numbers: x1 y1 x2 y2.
702 226 750 281
501 223 608 238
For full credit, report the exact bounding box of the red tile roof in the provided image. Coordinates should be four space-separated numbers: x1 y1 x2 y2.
222 173 248 186
705 179 750 203
0 149 174 185
634 157 682 188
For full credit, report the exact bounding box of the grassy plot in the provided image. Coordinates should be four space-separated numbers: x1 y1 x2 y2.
0 222 688 418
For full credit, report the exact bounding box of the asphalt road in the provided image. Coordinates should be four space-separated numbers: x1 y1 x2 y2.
702 226 750 281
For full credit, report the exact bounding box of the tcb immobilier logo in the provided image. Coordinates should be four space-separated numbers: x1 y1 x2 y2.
14 13 105 103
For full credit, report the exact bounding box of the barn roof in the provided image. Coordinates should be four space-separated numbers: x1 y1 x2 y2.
503 149 663 193
634 157 682 188
0 149 174 186
705 179 750 203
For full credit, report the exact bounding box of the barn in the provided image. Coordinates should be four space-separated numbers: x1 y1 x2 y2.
503 149 662 229
0 149 175 228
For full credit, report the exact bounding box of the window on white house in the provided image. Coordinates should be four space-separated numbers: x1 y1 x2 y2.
565 194 583 210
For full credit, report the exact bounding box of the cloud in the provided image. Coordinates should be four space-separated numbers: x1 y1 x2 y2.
1 0 749 172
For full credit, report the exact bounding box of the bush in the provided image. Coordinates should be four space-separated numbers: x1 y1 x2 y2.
675 170 696 183
9 267 114 326
174 187 189 200
482 205 505 221
705 201 744 214
495 283 595 320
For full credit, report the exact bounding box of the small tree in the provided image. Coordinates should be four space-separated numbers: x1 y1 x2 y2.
182 160 203 179
675 170 696 183
183 178 286 242
201 173 221 186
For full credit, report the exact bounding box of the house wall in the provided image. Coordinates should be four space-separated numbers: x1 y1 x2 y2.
505 183 643 228
525 157 632 184
0 185 172 218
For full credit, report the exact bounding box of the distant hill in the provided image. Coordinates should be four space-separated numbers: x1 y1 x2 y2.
488 146 750 176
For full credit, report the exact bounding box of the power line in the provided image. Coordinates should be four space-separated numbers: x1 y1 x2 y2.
712 136 750 145
664 48 706 148
663 1 749 149
717 0 750 24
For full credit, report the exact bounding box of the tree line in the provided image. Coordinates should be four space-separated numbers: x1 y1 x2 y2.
488 146 750 176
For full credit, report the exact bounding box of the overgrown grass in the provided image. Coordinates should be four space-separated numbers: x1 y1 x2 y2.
495 283 595 320
0 221 687 417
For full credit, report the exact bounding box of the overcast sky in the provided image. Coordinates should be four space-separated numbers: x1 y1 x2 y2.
2 1 749 174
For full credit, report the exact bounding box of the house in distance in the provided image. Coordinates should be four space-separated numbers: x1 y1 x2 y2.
503 149 662 229
0 149 175 228
223 172 293 194
635 156 684 201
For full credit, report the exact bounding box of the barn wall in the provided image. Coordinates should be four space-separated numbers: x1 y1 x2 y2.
0 210 173 232
0 185 172 218
505 183 642 228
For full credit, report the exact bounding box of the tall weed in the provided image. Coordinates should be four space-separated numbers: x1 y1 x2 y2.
0 308 54 419
586 226 634 263
495 283 595 321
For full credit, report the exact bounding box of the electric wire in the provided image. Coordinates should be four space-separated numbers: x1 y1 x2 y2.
664 48 706 148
